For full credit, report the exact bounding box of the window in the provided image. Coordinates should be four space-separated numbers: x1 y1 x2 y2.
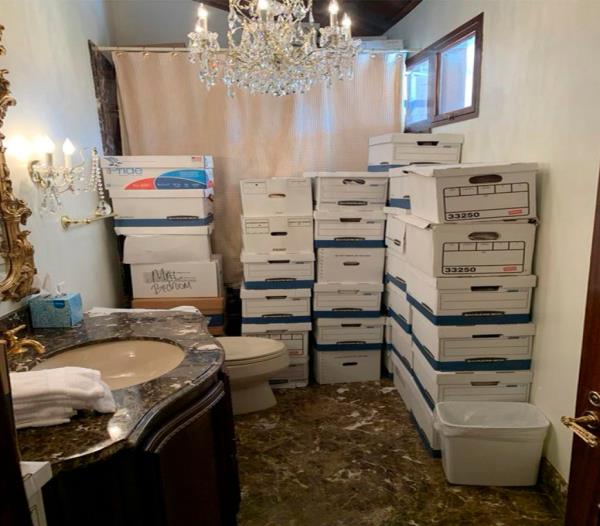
404 13 483 131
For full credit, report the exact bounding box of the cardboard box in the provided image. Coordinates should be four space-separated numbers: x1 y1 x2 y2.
385 283 412 330
412 346 533 405
101 155 214 190
388 315 412 368
391 350 413 411
316 247 385 283
241 321 312 332
387 167 411 211
124 235 212 264
314 210 385 248
240 177 312 216
109 189 213 227
383 346 393 375
405 362 441 454
367 133 463 171
411 307 534 372
131 296 224 312
403 215 537 277
385 249 409 292
241 327 310 359
385 214 407 252
405 163 538 223
307 172 388 211
30 293 83 328
270 357 309 388
115 224 214 236
131 258 222 298
406 265 536 325
314 349 381 384
241 251 315 289
313 282 383 318
241 215 313 254
240 287 311 324
314 317 385 350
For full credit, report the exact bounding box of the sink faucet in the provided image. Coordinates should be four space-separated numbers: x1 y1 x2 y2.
2 324 45 356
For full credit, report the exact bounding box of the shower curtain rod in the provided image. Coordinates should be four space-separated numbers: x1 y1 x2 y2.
97 46 414 55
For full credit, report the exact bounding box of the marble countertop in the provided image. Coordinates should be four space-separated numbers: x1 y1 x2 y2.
10 311 224 474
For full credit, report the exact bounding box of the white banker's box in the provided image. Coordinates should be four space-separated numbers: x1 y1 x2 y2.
307 172 388 211
405 163 537 223
411 307 535 371
314 210 386 244
317 247 385 283
314 317 386 347
240 177 312 216
386 167 412 212
406 265 536 323
406 363 441 452
123 235 212 264
385 214 408 252
270 357 309 389
241 325 310 359
109 189 213 223
314 350 381 384
240 288 311 321
313 283 383 317
385 249 409 291
402 215 537 277
413 348 533 405
385 283 411 326
388 316 412 368
391 351 413 412
130 258 222 298
241 215 313 254
368 133 464 170
241 251 315 289
102 155 214 190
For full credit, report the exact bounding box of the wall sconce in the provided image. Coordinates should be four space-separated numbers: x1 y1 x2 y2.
21 136 115 229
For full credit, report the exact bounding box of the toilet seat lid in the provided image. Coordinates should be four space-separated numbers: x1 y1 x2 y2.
217 337 287 364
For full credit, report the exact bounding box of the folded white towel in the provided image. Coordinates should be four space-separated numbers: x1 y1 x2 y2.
15 405 76 429
87 306 200 317
10 367 106 403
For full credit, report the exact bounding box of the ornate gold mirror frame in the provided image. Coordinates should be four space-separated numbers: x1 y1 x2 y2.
0 25 37 301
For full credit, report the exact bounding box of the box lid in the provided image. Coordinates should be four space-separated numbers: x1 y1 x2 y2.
305 171 388 179
240 251 315 263
431 368 533 385
240 287 312 299
314 282 384 293
402 162 538 178
314 210 386 220
436 322 536 339
109 188 213 198
369 133 464 147
315 317 386 327
102 155 213 168
242 322 311 333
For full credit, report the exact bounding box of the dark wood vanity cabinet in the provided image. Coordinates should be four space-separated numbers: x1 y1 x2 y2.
42 372 240 526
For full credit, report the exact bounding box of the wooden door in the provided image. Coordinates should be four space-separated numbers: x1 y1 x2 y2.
565 174 600 525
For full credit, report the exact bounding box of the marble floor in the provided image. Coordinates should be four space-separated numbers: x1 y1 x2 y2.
234 380 564 526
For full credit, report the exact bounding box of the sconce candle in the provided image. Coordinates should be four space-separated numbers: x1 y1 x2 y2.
62 139 76 170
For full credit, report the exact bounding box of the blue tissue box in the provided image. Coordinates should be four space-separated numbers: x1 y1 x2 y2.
30 293 84 328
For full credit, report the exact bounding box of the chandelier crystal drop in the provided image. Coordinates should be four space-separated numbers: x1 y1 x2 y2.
188 0 361 97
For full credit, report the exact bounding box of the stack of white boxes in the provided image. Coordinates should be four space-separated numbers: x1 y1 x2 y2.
383 158 538 456
102 156 226 333
368 133 465 377
309 172 388 384
239 178 314 388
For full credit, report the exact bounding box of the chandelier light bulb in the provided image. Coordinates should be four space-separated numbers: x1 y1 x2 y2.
258 0 270 11
329 0 340 26
197 3 208 19
342 13 352 37
35 135 55 155
62 138 76 156
5 135 31 161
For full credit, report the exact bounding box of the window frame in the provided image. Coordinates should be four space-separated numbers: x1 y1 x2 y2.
405 13 484 132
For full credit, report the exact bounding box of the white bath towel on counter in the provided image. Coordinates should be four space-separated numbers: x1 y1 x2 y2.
11 367 116 429
87 306 200 316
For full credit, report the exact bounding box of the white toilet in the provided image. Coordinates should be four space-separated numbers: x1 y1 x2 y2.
217 336 289 416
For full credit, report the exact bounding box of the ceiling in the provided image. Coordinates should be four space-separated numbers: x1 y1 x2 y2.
198 1 421 37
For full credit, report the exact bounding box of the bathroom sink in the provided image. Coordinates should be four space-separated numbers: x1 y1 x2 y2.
33 340 185 390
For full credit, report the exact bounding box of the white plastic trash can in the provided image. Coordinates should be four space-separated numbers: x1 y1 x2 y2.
434 402 550 486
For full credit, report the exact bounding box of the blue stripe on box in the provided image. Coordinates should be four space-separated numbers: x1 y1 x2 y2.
407 294 531 326
384 273 407 292
411 333 532 372
367 164 406 173
243 280 314 290
409 412 441 458
314 240 385 248
241 315 312 324
387 307 412 334
115 214 214 227
207 314 224 326
313 342 383 352
387 198 411 210
313 310 382 319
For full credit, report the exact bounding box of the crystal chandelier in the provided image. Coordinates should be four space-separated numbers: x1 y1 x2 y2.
188 0 361 96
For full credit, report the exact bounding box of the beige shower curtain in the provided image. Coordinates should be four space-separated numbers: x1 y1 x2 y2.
113 51 403 284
